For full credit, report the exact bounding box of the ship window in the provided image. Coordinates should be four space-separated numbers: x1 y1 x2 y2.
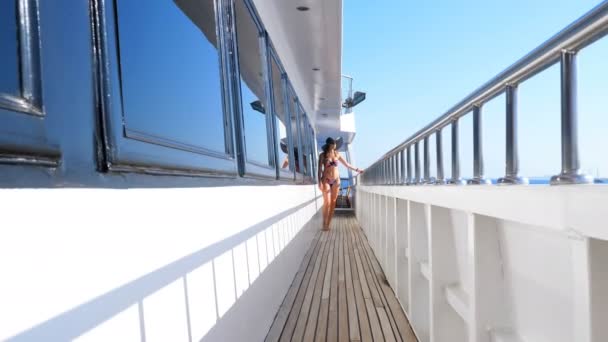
0 1 19 97
269 52 293 177
235 0 272 168
0 0 55 166
115 0 227 154
96 0 238 175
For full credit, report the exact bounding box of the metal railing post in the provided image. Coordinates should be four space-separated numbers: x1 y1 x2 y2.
414 141 421 184
550 50 593 185
448 119 466 185
388 157 391 184
394 153 399 184
400 149 406 184
382 159 387 185
498 85 528 185
468 105 491 184
423 136 434 184
436 130 445 184
390 156 395 184
406 145 413 185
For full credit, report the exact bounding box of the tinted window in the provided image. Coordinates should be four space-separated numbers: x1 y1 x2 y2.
115 0 226 153
235 0 270 166
0 1 20 96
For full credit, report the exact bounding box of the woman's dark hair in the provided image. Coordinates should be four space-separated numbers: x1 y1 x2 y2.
322 137 336 154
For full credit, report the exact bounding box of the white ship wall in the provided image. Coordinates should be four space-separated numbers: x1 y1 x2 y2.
356 185 608 342
0 185 324 341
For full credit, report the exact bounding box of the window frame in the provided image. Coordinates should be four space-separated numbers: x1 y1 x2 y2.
94 0 238 176
282 77 297 180
228 0 277 180
286 84 304 182
308 122 318 184
304 115 315 181
267 46 295 180
297 104 313 180
0 0 59 166
293 97 306 179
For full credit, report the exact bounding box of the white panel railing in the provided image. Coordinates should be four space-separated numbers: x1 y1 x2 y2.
356 186 608 342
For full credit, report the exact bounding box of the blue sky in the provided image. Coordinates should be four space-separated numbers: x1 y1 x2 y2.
343 0 608 179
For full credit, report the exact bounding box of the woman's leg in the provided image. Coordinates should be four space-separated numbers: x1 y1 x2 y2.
321 181 331 230
327 182 340 228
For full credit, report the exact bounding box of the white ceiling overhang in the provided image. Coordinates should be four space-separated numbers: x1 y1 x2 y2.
251 0 343 142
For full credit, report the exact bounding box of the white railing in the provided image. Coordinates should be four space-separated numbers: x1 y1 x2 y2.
355 4 608 340
356 185 608 342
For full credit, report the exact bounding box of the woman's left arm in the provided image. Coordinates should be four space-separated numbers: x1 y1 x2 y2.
338 152 363 173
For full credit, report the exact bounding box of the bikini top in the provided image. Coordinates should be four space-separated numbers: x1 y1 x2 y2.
326 160 338 167
324 153 338 168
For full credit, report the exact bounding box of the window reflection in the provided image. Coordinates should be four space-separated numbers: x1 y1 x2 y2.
270 55 289 172
115 0 226 153
0 0 20 96
235 0 270 166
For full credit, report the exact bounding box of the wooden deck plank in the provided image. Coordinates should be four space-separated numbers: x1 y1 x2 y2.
377 307 397 342
291 228 333 341
351 220 401 342
353 240 372 300
353 216 417 342
343 219 361 342
364 298 385 341
358 231 385 309
267 214 416 342
265 232 321 342
327 220 341 341
353 216 409 342
303 228 334 341
338 221 350 342
314 228 336 341
347 224 372 342
280 231 329 342
353 225 389 342
353 228 383 340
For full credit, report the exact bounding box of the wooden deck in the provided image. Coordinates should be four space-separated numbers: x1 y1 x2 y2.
265 213 417 342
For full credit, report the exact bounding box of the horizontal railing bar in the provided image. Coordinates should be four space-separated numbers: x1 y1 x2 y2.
370 0 608 167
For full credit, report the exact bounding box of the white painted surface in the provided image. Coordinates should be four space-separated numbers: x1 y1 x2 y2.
252 0 343 136
396 198 410 313
340 112 357 143
444 285 469 323
420 262 431 282
358 185 608 342
0 185 320 341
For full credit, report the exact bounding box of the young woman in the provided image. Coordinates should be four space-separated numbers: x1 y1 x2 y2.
318 137 364 231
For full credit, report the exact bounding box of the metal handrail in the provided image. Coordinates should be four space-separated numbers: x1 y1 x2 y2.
363 1 608 186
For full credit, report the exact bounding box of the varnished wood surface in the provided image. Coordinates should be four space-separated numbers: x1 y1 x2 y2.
266 214 418 342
